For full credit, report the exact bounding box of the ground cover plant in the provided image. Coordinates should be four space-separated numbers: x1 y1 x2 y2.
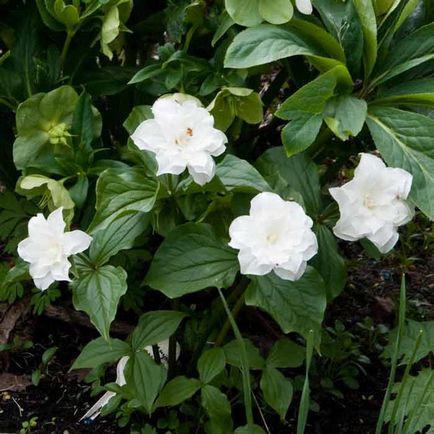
0 0 434 433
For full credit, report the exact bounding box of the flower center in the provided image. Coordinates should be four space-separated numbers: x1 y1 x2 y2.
363 195 376 209
266 232 278 244
175 127 194 147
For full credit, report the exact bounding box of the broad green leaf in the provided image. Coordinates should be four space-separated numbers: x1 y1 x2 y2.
125 350 167 415
224 22 344 70
216 154 270 192
260 366 293 420
146 223 239 298
201 385 232 430
367 106 434 220
353 0 378 78
383 320 434 365
258 0 293 25
224 0 262 26
223 338 265 370
311 225 347 300
71 337 130 370
155 376 201 408
71 91 102 152
313 0 364 75
266 338 305 369
276 66 353 153
72 265 128 339
89 211 149 266
123 105 153 134
255 148 321 215
36 0 65 31
245 267 327 344
324 95 367 141
373 23 434 85
128 64 164 85
373 79 434 107
198 348 226 384
385 369 434 434
132 310 188 351
280 114 323 157
90 167 159 231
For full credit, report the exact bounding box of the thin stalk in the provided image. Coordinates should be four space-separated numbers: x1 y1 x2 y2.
375 274 407 434
60 29 76 70
214 292 245 347
297 330 314 434
388 330 423 434
168 298 180 378
217 287 254 427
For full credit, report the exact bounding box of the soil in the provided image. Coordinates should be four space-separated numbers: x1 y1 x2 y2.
1 232 433 434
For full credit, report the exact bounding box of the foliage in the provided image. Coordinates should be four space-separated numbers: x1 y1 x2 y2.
1 0 434 432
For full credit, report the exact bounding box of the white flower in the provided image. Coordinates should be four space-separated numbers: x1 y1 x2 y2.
329 153 414 253
296 0 313 14
131 94 227 186
229 192 318 281
17 208 92 290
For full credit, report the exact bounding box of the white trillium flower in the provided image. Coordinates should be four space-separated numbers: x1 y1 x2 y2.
296 0 313 14
229 192 318 281
131 95 228 186
17 208 92 291
329 153 414 253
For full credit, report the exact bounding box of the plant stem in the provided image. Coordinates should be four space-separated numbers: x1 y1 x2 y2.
217 287 254 427
375 274 407 434
168 298 180 378
214 292 245 347
60 30 75 71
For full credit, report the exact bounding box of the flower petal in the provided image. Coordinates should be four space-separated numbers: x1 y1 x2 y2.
63 230 93 255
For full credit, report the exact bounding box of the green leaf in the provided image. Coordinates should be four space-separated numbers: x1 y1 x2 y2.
71 337 130 370
324 95 367 141
155 376 201 408
72 265 128 339
71 91 102 152
89 211 149 266
216 154 270 192
224 22 344 70
258 0 293 25
276 66 354 153
224 0 262 27
373 23 434 85
367 106 434 220
201 384 232 430
383 320 434 365
198 348 226 384
255 148 321 215
245 267 327 344
313 0 364 75
353 0 378 78
125 350 167 415
146 223 239 298
266 338 305 369
311 225 347 300
223 338 265 370
260 366 293 420
373 79 434 108
123 105 153 134
132 311 187 351
234 425 266 434
90 167 159 231
385 369 434 434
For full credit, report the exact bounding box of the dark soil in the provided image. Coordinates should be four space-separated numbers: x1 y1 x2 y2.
1 234 433 434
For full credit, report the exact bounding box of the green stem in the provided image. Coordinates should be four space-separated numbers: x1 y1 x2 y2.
217 288 254 427
214 292 245 347
60 29 76 71
375 274 407 434
168 298 180 378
